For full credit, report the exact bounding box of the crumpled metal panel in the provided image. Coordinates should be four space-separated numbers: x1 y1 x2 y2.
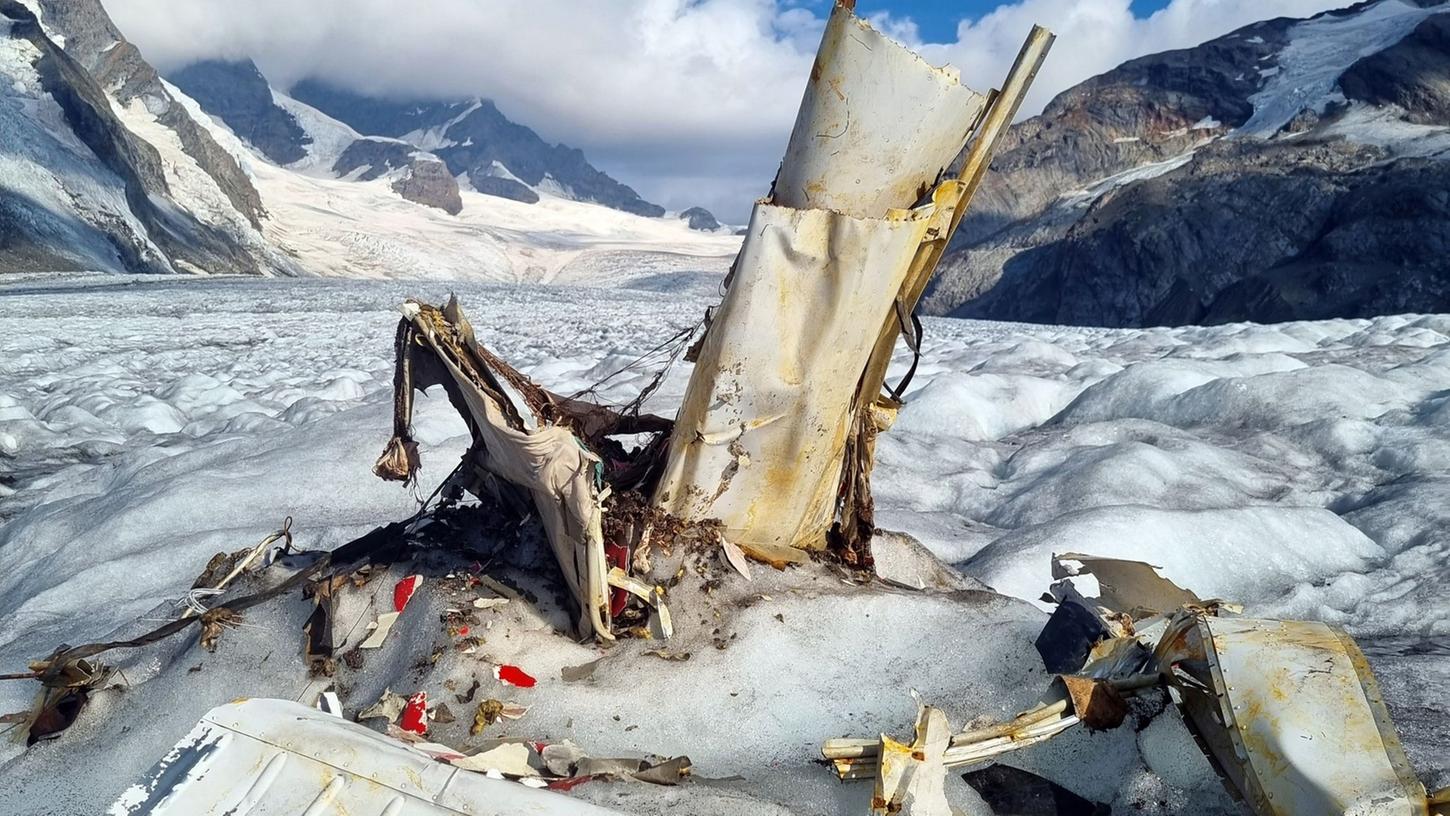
774 3 987 219
653 4 992 563
108 699 625 816
653 198 949 563
403 301 612 640
1184 617 1428 816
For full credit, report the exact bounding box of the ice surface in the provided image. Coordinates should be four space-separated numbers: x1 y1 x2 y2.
1242 0 1450 137
271 90 366 173
1317 101 1450 158
0 277 1446 812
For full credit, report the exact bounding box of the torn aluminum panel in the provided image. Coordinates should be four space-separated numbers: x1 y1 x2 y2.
873 704 953 816
395 299 615 641
773 3 987 219
836 24 1054 567
654 4 1051 567
827 556 1440 814
1160 615 1430 816
107 698 626 816
653 193 955 564
1050 552 1201 619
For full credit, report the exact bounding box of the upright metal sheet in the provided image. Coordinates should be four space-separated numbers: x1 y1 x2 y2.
653 198 948 562
773 4 987 219
1195 617 1428 816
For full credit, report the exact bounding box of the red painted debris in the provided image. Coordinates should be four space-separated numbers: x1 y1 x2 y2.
394 575 422 612
605 542 629 617
400 692 428 735
494 664 536 688
457 626 470 637
547 776 594 791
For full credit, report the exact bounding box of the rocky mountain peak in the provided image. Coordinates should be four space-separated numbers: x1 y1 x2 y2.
169 59 311 165
1 0 282 275
926 0 1450 326
679 206 721 231
289 80 665 216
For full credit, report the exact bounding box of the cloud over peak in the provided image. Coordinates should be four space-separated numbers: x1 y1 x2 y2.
104 0 1345 220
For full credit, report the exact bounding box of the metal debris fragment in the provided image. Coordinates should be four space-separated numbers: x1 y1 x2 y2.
358 610 400 649
824 553 1442 816
872 704 953 816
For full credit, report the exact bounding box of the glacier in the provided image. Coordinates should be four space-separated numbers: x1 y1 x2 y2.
0 274 1445 814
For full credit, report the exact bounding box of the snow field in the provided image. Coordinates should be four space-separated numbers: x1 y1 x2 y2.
0 276 1446 813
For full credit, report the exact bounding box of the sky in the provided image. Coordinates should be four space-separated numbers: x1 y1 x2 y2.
103 0 1346 222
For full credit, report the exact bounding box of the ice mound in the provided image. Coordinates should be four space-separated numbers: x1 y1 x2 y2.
964 504 1383 610
0 277 1445 811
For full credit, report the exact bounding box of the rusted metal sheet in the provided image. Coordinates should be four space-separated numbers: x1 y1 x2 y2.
1052 552 1202 619
652 199 949 563
832 25 1054 563
402 300 614 640
654 4 1054 566
773 3 987 219
824 556 1440 812
1168 616 1429 816
872 705 953 816
653 4 1003 563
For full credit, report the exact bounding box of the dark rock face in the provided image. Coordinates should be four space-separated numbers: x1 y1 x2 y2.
334 138 463 214
924 2 1450 327
679 206 721 231
291 80 664 215
471 176 539 204
169 59 311 165
1340 14 1450 124
333 138 415 182
1 0 269 275
952 18 1290 246
393 159 464 215
954 140 1450 326
1205 156 1450 323
35 0 265 229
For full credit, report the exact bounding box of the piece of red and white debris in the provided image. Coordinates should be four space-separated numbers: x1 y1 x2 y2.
393 574 423 612
494 664 536 688
358 611 400 649
399 692 428 735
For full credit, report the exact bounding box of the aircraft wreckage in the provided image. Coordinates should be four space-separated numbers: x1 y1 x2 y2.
5 2 1444 814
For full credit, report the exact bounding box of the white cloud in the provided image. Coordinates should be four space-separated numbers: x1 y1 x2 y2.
102 0 1346 220
911 0 1348 117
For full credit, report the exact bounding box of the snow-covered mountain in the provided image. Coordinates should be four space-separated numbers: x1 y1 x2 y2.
167 59 464 215
0 0 733 281
48 15 668 223
0 0 291 275
928 0 1450 327
287 79 666 217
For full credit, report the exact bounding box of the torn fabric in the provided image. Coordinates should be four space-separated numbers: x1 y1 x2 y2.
382 299 617 640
